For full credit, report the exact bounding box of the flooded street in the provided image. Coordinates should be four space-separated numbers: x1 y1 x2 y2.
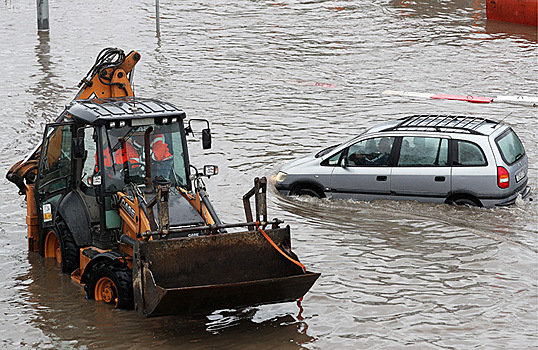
0 0 537 348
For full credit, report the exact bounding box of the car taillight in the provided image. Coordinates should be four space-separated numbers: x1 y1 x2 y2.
497 166 509 188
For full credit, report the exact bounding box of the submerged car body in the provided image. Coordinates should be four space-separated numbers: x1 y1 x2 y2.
275 115 531 208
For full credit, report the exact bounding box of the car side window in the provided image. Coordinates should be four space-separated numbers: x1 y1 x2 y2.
398 137 448 167
324 149 344 166
346 137 395 167
455 140 487 166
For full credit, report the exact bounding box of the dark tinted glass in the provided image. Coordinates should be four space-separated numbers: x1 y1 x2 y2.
496 129 525 165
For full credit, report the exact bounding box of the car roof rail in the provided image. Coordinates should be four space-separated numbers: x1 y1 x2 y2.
383 115 498 135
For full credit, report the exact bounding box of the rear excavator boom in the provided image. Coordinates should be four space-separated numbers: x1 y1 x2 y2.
7 48 141 195
75 48 140 100
7 48 319 317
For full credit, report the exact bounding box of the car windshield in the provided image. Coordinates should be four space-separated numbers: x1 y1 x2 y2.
101 122 188 193
496 128 525 165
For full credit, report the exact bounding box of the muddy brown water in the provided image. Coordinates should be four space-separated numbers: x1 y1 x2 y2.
0 0 536 348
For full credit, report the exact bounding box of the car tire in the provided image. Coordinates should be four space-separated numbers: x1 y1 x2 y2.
290 186 323 198
450 196 481 207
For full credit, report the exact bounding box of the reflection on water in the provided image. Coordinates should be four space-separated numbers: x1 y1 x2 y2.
485 19 538 43
0 0 536 348
19 254 314 349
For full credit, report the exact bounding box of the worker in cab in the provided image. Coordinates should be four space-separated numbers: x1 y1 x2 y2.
102 132 174 186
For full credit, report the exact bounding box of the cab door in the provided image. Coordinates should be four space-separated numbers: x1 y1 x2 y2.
35 123 74 229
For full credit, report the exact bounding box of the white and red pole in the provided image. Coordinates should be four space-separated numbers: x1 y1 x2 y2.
383 90 538 107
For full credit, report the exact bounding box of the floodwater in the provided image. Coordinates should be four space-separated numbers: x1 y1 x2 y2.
0 0 537 348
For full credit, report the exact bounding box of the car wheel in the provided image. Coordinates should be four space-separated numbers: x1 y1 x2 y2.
290 186 323 198
450 197 480 207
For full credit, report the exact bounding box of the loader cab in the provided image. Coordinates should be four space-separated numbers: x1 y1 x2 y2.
34 98 194 252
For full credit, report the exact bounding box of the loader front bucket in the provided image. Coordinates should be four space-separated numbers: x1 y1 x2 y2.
130 227 320 317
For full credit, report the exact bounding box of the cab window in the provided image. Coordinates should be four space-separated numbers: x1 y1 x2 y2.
81 127 98 188
101 123 186 193
37 124 73 195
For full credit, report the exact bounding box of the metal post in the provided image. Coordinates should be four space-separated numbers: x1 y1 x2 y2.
36 0 49 31
155 0 161 35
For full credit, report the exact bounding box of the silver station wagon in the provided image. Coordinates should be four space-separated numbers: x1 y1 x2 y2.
275 115 531 208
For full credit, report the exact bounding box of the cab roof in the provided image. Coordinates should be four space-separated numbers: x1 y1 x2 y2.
65 98 186 126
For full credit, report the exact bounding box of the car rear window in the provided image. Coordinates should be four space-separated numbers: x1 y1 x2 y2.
495 128 525 165
455 140 487 166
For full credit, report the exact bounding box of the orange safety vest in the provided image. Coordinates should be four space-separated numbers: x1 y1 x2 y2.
103 141 141 169
150 134 173 162
115 141 142 169
102 135 171 168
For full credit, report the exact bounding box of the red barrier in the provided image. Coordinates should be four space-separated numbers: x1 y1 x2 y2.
486 0 537 27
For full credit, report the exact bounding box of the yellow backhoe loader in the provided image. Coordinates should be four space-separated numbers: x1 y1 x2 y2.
7 48 319 317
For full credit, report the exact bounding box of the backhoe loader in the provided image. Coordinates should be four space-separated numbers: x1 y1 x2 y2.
7 48 319 317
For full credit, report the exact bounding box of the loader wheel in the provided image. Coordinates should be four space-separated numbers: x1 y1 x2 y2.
41 219 80 274
44 230 62 264
86 262 134 310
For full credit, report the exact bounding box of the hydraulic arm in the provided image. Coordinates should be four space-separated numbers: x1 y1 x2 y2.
7 48 141 194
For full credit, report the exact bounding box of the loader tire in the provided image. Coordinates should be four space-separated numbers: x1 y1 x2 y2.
56 218 80 274
41 218 79 274
86 262 134 310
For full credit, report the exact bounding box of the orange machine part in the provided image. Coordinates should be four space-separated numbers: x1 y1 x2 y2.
44 230 61 263
26 184 39 252
117 192 152 240
76 51 141 100
178 188 216 225
487 0 538 26
94 277 118 306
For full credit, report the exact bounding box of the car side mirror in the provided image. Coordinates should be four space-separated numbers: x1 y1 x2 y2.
202 128 212 149
73 137 85 159
340 157 348 168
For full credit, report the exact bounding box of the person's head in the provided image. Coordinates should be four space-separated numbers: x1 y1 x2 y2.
379 138 391 152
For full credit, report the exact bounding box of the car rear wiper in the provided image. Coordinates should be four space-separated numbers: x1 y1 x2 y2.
514 152 525 162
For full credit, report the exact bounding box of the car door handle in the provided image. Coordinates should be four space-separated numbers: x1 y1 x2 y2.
376 176 387 182
435 176 446 182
